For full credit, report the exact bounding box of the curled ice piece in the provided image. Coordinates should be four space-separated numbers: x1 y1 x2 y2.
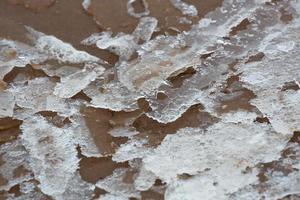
127 0 150 18
81 32 112 46
133 17 158 42
170 0 198 17
84 81 142 111
20 115 79 197
96 168 140 199
54 63 105 98
0 91 15 118
26 26 100 63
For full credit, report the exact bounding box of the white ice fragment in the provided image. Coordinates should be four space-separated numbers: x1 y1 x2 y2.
20 115 79 197
26 26 100 63
127 0 150 18
0 91 15 118
170 0 198 17
96 168 140 199
54 63 105 98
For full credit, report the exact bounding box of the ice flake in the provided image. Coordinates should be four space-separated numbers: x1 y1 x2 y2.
0 91 15 118
54 63 105 98
170 0 198 17
20 115 79 197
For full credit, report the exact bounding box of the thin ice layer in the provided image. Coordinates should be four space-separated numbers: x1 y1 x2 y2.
54 63 105 98
20 115 79 197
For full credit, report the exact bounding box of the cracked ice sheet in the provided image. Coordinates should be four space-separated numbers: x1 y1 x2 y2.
143 0 287 123
142 111 290 200
239 17 300 134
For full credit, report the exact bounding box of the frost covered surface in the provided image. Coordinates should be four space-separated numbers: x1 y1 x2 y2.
1 0 300 199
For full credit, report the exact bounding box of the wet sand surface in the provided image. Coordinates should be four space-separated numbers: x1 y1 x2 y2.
1 0 300 199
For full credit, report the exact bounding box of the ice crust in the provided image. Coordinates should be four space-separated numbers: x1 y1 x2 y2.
1 0 300 199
